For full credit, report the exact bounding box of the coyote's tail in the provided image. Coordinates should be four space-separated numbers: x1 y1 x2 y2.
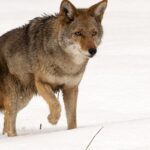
0 92 4 111
0 105 4 111
0 106 4 111
0 105 4 112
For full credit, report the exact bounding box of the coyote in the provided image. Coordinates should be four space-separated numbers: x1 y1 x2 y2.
0 0 107 136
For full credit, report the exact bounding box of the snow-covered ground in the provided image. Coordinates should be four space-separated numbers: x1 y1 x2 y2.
0 0 150 149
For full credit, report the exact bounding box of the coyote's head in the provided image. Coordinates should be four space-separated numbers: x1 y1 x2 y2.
58 0 107 61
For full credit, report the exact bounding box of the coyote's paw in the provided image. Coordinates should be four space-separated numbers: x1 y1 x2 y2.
48 106 61 125
8 132 17 137
48 114 59 125
3 129 17 137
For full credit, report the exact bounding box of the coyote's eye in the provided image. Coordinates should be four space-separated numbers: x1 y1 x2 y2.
92 31 97 37
74 31 82 37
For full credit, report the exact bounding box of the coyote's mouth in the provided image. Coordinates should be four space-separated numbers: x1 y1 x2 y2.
79 50 95 59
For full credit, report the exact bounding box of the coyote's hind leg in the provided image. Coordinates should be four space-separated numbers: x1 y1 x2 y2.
3 97 17 137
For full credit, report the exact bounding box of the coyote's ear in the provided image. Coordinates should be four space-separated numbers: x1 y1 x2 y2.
88 0 107 22
60 0 77 22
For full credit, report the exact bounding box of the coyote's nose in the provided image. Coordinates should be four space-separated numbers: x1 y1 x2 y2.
88 48 97 57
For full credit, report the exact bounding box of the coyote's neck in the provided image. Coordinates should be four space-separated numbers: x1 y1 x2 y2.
53 49 88 77
72 54 88 65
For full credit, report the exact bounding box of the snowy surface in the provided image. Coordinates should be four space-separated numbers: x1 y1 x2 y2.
0 0 150 149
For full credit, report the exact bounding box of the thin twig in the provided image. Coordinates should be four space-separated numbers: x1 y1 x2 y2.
85 126 104 150
40 124 42 130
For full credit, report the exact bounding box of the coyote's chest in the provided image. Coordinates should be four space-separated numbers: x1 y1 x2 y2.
45 72 84 89
39 57 87 89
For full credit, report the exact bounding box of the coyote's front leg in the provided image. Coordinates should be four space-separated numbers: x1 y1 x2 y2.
35 79 61 125
63 86 78 129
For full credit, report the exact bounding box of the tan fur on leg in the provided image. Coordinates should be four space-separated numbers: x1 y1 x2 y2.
35 79 61 125
63 86 78 129
3 97 17 137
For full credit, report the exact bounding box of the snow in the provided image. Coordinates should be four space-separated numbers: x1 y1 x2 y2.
0 0 150 149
